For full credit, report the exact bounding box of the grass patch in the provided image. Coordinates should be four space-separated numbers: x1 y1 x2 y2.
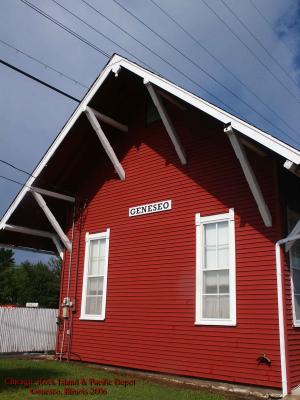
0 358 228 400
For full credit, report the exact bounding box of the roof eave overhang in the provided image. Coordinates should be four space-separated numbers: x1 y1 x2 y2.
1 53 299 234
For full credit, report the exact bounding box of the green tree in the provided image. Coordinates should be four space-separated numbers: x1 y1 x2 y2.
0 248 14 268
0 250 61 308
0 249 16 304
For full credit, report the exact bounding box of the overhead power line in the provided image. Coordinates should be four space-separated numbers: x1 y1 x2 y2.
0 159 36 178
149 0 300 144
219 0 299 89
0 38 88 89
0 175 31 189
7 0 300 146
53 0 269 126
106 0 299 145
19 0 242 116
248 0 296 58
21 0 300 144
200 0 300 104
0 58 80 103
53 0 300 140
19 0 110 60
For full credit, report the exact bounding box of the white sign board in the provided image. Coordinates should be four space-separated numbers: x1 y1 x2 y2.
26 303 39 308
129 200 172 217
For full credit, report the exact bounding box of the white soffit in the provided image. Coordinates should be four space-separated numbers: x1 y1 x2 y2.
0 54 299 230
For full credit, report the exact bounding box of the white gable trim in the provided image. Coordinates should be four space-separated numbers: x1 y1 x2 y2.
0 56 123 231
115 57 299 164
0 54 299 230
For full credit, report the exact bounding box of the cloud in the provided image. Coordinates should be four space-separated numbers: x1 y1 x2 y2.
275 0 300 82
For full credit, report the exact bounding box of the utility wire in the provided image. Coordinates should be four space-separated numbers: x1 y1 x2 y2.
51 0 253 119
248 0 296 58
10 0 300 145
149 0 300 143
0 174 74 197
20 0 157 77
111 0 293 113
0 174 70 197
20 0 241 116
23 0 300 144
200 0 300 104
105 0 299 145
0 175 31 189
19 0 111 60
219 0 299 89
49 0 161 78
0 38 88 89
0 159 36 178
0 58 80 103
59 0 296 135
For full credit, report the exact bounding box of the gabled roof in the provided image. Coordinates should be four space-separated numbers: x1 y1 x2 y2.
1 54 300 233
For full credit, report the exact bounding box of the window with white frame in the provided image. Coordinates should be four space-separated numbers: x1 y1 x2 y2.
80 229 110 320
288 210 300 327
195 209 236 326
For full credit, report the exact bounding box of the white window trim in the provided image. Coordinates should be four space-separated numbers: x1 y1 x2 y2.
195 208 236 326
290 265 300 328
288 209 300 328
80 229 110 321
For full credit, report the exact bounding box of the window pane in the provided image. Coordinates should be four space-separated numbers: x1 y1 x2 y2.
88 239 107 275
293 269 300 294
85 295 102 315
218 222 228 245
87 277 104 296
90 240 99 258
89 257 106 276
295 295 300 321
89 258 98 275
203 295 218 318
203 271 218 294
99 239 107 258
219 270 229 293
219 295 230 318
205 224 216 245
203 295 230 319
217 246 229 268
205 247 216 269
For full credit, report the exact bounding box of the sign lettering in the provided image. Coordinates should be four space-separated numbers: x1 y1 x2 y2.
129 200 172 217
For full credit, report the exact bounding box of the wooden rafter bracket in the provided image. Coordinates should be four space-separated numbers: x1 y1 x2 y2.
145 81 187 165
224 123 272 227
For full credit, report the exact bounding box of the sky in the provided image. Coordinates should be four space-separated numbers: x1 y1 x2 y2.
0 0 300 263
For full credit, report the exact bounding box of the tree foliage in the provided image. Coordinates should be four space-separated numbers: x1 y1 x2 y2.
0 249 61 308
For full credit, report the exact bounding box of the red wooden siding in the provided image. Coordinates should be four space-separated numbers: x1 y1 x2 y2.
57 104 283 389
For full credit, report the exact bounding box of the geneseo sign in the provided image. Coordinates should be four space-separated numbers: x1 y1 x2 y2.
129 200 172 217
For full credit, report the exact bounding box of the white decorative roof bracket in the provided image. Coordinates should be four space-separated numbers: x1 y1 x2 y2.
30 187 75 203
145 81 187 165
112 64 121 77
0 243 56 256
51 235 64 260
284 160 300 178
32 191 72 252
2 224 64 259
84 106 125 180
88 106 128 132
157 89 186 111
224 123 272 227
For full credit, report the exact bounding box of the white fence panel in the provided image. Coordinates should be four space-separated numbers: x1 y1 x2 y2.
0 307 58 353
